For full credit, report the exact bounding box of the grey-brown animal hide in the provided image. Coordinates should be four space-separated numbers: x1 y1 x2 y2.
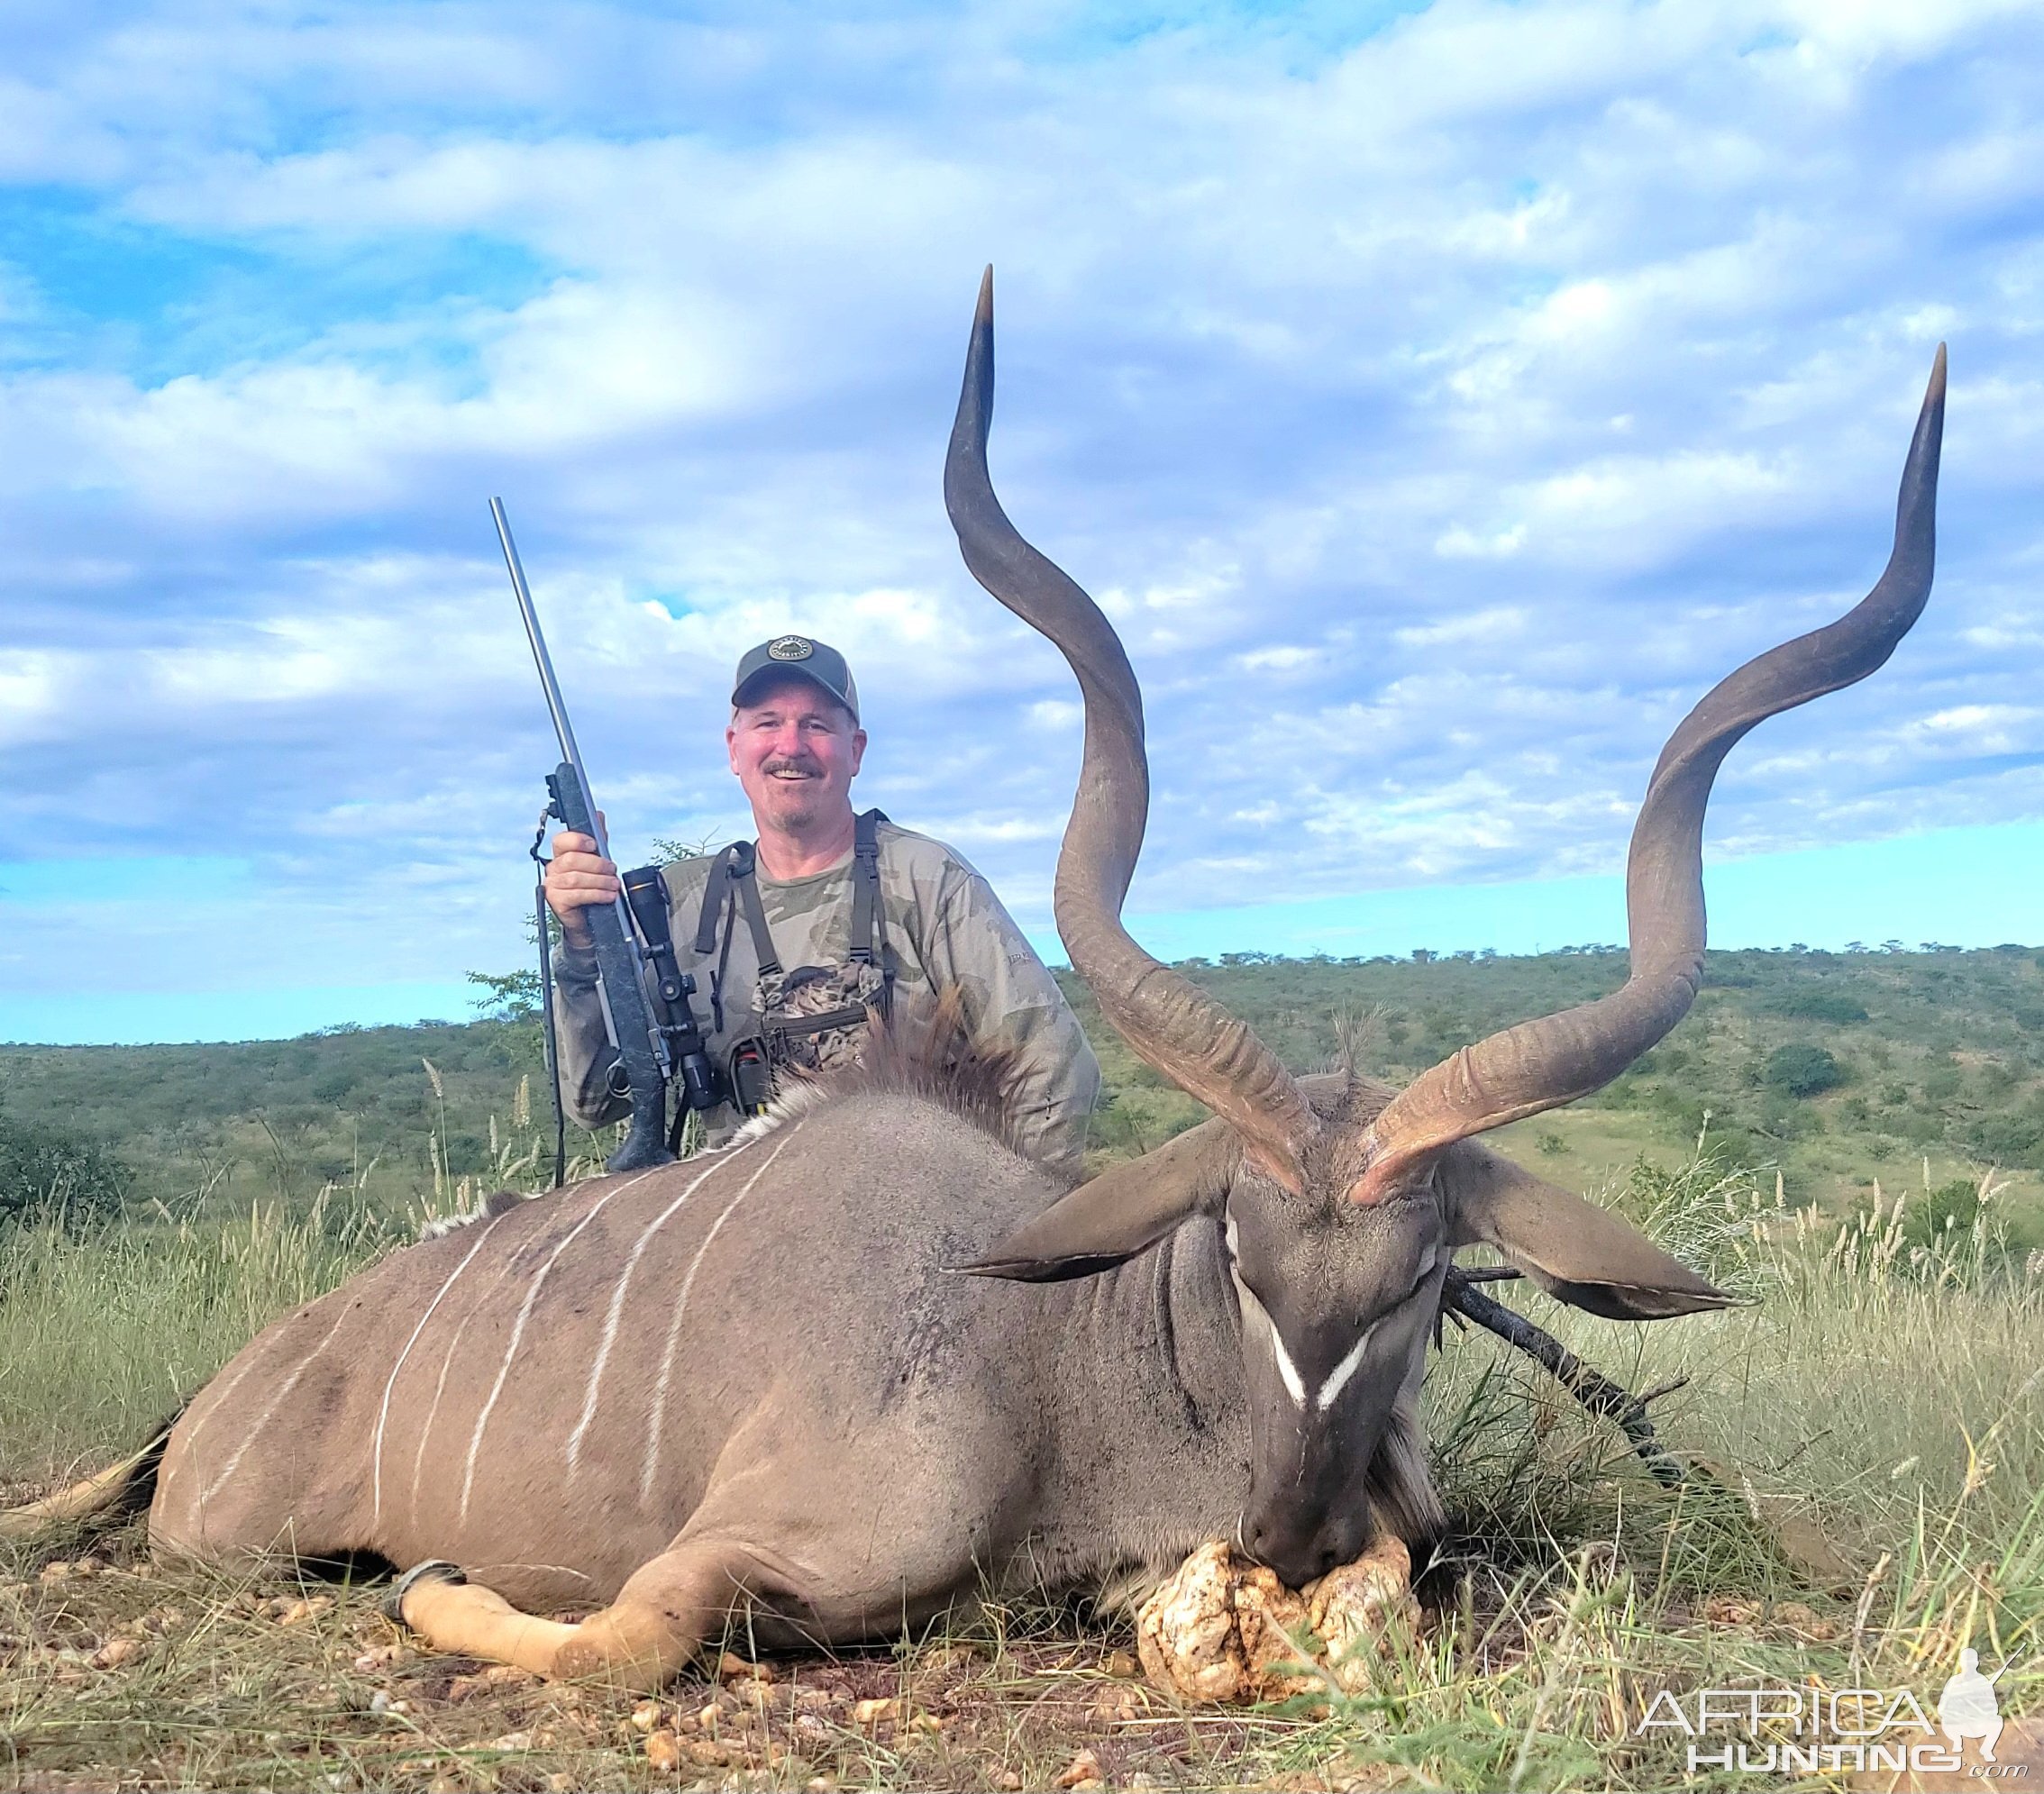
149 1070 1577 1629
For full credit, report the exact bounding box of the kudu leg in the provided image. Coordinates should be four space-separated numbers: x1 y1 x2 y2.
391 1537 798 1689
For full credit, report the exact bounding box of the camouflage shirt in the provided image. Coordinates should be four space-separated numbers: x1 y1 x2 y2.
551 819 1100 1180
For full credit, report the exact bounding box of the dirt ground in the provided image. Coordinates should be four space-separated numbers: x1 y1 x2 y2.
0 1520 1391 1793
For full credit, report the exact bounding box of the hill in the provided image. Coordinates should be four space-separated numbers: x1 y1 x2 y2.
4 943 2041 1229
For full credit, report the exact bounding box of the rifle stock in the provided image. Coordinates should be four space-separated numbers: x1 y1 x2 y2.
543 763 673 1171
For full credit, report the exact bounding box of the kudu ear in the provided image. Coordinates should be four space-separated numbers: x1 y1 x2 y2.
953 1116 1239 1282
1439 1140 1733 1320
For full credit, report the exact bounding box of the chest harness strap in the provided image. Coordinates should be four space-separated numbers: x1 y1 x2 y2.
692 810 896 1044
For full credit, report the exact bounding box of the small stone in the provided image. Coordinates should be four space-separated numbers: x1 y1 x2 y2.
645 1730 684 1771
851 1697 899 1726
278 1596 334 1626
908 1711 944 1733
1088 1693 1139 1728
91 1636 143 1670
631 1699 663 1733
488 1731 533 1752
718 1651 775 1681
1055 1750 1104 1790
697 1701 721 1733
999 1775 1023 1791
805 1777 838 1794
546 1776 577 1791
1103 1649 1141 1679
38 1561 75 1586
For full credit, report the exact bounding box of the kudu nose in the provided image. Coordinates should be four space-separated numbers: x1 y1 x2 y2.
1246 1521 1343 1589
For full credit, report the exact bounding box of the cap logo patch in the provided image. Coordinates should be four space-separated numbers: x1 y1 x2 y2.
767 635 814 661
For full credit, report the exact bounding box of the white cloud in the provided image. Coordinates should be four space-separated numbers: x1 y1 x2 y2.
3 0 2043 1021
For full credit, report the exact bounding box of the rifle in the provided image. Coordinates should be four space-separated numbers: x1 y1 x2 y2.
494 497 698 1174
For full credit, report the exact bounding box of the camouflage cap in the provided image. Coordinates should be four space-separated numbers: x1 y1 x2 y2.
731 635 860 724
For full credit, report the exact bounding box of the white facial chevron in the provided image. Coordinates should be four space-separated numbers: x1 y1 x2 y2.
1224 1216 1382 1415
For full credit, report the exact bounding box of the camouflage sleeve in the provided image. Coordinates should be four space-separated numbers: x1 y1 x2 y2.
926 872 1100 1183
549 942 629 1130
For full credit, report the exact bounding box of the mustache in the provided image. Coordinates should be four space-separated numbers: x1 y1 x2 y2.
762 755 823 778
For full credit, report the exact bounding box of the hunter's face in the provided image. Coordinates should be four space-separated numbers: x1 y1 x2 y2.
727 676 867 835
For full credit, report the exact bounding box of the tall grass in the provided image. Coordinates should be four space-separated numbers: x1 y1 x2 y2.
0 1197 394 1482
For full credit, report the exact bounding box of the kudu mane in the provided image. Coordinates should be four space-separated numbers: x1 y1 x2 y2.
744 986 1044 1169
423 988 1049 1245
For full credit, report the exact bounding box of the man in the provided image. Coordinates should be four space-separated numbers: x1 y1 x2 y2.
544 634 1101 1180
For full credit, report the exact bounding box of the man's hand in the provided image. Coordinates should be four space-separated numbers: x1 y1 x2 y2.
544 819 618 949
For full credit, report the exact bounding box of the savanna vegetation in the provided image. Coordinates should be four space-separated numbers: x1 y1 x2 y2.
6 943 2044 1233
2 943 2040 1789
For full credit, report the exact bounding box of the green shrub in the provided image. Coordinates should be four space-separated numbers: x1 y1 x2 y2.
0 1109 128 1231
1963 1108 2044 1166
1763 1043 1844 1097
1764 990 1869 1024
1921 1062 1962 1101
1902 1177 1983 1245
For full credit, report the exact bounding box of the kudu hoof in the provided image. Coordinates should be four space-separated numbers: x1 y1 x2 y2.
384 1558 467 1626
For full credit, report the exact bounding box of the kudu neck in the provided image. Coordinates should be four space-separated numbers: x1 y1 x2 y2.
1042 1210 1246 1457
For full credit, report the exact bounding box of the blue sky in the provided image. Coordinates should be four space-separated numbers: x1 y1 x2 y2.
3 0 2041 1046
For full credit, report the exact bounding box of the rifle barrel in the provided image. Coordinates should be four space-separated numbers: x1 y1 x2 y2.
493 497 607 857
492 496 643 957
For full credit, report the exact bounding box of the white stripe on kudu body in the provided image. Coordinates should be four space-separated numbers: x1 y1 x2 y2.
408 1245 533 1523
566 1154 734 1477
457 1170 658 1524
371 1211 509 1524
638 1133 797 1506
178 1334 276 1455
200 1303 356 1506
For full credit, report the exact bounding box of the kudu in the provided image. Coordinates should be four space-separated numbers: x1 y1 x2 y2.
7 277 1945 1693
